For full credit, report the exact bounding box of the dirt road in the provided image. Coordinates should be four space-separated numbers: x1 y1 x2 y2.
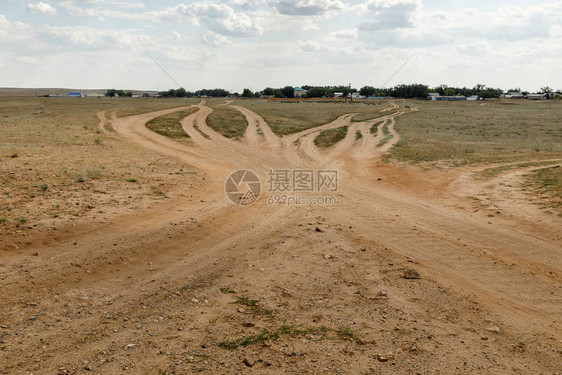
1 102 560 374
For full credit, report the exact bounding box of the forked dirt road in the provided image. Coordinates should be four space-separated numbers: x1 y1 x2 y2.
0 102 560 374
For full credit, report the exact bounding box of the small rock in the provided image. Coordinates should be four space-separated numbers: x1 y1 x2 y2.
237 308 246 313
356 338 367 345
315 227 324 233
404 268 421 279
242 357 256 367
376 354 388 362
242 321 255 327
29 316 37 321
487 325 500 333
126 344 135 348
191 298 199 303
324 254 332 259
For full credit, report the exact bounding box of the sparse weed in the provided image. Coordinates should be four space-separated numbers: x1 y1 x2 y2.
336 327 355 340
73 173 85 183
234 296 273 317
85 168 103 180
218 324 358 350
16 216 28 225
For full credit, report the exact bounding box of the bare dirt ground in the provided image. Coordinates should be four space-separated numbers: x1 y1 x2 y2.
0 101 560 374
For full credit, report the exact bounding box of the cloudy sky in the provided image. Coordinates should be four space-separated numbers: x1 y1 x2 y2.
1 0 561 92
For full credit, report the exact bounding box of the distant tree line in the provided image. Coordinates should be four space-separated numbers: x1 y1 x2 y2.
105 89 132 97
157 88 232 98
108 84 560 99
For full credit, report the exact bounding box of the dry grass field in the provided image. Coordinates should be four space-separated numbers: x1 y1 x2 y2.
0 97 198 235
0 96 560 374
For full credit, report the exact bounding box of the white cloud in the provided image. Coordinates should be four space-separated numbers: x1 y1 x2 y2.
15 56 39 64
202 31 232 47
39 25 152 49
359 0 420 30
161 3 262 37
0 14 33 42
271 0 344 16
168 31 181 41
26 2 58 16
330 29 357 39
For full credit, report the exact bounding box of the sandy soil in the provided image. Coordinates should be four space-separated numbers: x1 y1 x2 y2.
0 101 560 374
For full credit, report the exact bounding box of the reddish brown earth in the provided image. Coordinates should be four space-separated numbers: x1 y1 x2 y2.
0 102 560 374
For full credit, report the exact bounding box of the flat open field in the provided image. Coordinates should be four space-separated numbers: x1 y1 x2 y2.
0 97 561 374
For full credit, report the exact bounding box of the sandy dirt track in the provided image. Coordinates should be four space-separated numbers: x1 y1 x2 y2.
0 102 560 374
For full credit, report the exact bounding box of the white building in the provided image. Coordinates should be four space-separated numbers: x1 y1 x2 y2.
294 87 307 98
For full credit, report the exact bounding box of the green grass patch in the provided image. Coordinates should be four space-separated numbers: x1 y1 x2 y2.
206 105 248 139
146 108 198 140
476 160 560 178
314 126 348 148
218 324 355 350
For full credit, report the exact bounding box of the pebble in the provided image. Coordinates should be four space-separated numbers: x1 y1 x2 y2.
404 268 421 279
376 354 389 362
242 321 255 327
242 357 256 367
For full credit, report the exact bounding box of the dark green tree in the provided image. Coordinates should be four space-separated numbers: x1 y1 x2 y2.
359 86 376 97
242 88 254 98
281 86 294 98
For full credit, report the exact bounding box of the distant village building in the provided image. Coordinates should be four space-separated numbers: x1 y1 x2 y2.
467 95 479 101
68 92 82 98
526 94 546 100
427 94 466 101
294 87 307 98
505 92 525 99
